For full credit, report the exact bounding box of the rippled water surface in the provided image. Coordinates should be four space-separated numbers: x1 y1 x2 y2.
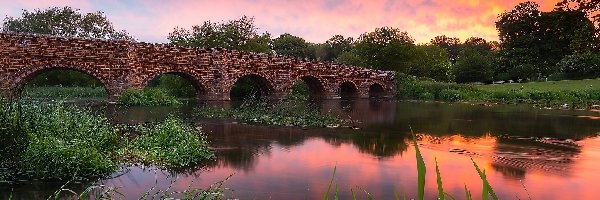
4 100 600 199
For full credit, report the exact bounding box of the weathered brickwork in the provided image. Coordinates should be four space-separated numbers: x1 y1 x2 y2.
0 33 396 101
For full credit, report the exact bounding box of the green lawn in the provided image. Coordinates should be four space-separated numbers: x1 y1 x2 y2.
475 79 600 92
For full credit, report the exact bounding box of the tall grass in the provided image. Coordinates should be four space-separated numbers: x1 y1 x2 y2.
128 117 215 168
397 73 600 108
0 101 214 183
321 129 500 200
21 86 107 99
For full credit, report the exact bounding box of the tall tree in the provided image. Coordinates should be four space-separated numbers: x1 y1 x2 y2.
430 35 461 62
496 1 596 80
2 6 132 40
272 33 311 58
406 45 453 81
168 16 272 54
321 35 354 61
345 27 415 71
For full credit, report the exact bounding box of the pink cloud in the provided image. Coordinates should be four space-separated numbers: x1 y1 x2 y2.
1 0 563 43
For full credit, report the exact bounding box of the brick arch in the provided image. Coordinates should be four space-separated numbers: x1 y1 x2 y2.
226 72 276 100
284 74 329 99
338 80 359 99
10 65 111 97
359 80 394 98
139 70 209 99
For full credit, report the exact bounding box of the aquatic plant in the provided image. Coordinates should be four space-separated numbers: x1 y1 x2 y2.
0 102 214 183
118 88 182 106
196 98 344 127
128 117 215 168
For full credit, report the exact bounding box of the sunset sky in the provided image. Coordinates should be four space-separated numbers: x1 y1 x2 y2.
0 0 561 44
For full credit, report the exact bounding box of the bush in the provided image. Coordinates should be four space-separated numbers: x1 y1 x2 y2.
118 88 182 106
20 138 116 180
1 103 120 181
130 118 214 168
557 53 600 80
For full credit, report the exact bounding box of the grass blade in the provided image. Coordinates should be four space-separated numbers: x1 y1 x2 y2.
410 126 426 200
351 188 357 200
464 184 472 200
471 158 498 200
322 166 337 200
520 180 532 200
435 157 444 200
334 184 339 200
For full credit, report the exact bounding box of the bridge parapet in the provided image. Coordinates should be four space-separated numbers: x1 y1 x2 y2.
0 32 396 101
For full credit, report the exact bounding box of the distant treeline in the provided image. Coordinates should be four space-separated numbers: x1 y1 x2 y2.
3 0 599 88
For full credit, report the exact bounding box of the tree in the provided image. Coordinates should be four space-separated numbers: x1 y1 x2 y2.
319 35 354 61
2 6 132 88
272 33 311 58
2 6 132 40
349 27 415 71
496 1 596 80
405 45 453 81
463 37 493 53
168 16 272 54
430 35 461 62
453 47 494 83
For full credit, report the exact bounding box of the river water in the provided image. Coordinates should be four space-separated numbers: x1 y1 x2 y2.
4 100 600 199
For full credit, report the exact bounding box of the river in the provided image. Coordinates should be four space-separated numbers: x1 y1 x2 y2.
4 100 600 199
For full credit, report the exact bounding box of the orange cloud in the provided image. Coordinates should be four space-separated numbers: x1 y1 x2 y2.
0 0 563 44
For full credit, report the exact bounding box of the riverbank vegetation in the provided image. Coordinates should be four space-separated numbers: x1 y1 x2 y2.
397 74 600 109
0 101 214 182
195 99 344 127
22 86 107 99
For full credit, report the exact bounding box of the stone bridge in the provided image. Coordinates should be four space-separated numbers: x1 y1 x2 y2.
0 32 396 101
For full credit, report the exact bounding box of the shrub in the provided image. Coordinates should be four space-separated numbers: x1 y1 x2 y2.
130 118 214 168
557 53 600 80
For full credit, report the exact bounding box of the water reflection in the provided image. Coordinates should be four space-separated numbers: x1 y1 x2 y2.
3 100 600 199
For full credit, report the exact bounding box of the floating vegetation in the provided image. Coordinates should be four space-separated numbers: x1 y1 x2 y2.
118 88 182 106
195 99 345 127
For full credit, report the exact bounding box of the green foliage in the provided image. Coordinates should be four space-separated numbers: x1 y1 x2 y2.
129 117 214 168
230 76 265 100
322 35 354 61
405 45 453 82
411 132 426 200
118 88 182 106
149 74 197 98
398 73 600 108
348 27 415 71
288 80 309 100
430 35 462 63
396 73 480 101
196 99 344 127
20 138 116 180
557 53 600 79
0 103 120 181
168 15 272 54
272 33 313 58
453 47 495 83
22 86 107 99
2 6 131 39
28 70 101 87
496 2 597 80
1 102 215 182
0 103 30 164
